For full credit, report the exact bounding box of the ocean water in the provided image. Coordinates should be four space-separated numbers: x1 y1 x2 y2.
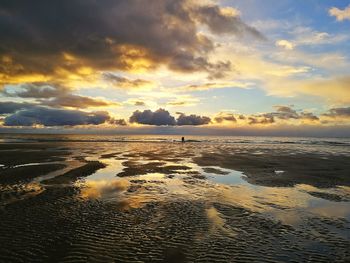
1 133 350 144
1 133 350 153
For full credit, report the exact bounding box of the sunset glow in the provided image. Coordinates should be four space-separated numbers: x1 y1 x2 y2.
1 0 350 136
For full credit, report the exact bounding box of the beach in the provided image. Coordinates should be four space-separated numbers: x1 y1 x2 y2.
0 134 349 262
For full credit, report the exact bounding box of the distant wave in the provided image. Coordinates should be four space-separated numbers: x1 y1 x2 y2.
0 134 349 146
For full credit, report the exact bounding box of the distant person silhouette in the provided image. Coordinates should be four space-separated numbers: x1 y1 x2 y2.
181 137 185 143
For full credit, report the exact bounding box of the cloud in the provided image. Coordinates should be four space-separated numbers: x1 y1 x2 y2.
275 40 294 50
129 108 176 126
0 0 263 85
124 98 148 107
266 106 319 122
3 107 112 126
277 27 349 50
3 83 68 98
2 82 118 109
248 114 275 125
166 96 199 107
245 106 319 125
323 107 350 118
129 108 210 126
298 76 350 105
134 101 146 106
167 54 233 79
213 31 349 104
129 106 321 128
103 73 153 90
214 113 237 123
0 101 36 114
179 81 252 91
270 49 348 74
176 113 211 125
192 4 265 39
299 112 319 121
238 115 246 120
167 101 189 106
273 105 299 119
39 94 118 108
264 76 350 104
291 27 348 46
329 5 350 21
111 119 127 126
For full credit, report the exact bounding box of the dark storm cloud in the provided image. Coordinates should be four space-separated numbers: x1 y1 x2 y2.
129 109 176 126
129 108 210 126
3 107 111 126
2 83 68 98
177 113 211 125
39 94 117 108
0 0 263 82
167 54 232 79
323 107 350 118
193 4 265 39
0 101 36 114
2 82 117 109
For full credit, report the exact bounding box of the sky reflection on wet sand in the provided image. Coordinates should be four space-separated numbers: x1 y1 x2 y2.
1 138 349 262
74 148 350 228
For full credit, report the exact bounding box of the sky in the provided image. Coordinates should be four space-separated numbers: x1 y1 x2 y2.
0 0 350 136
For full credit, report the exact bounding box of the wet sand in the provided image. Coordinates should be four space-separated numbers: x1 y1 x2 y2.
0 140 349 262
194 151 350 188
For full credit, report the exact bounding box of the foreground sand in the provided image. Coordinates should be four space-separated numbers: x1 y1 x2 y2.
0 140 349 262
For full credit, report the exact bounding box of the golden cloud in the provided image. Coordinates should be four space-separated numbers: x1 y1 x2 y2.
329 5 350 21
